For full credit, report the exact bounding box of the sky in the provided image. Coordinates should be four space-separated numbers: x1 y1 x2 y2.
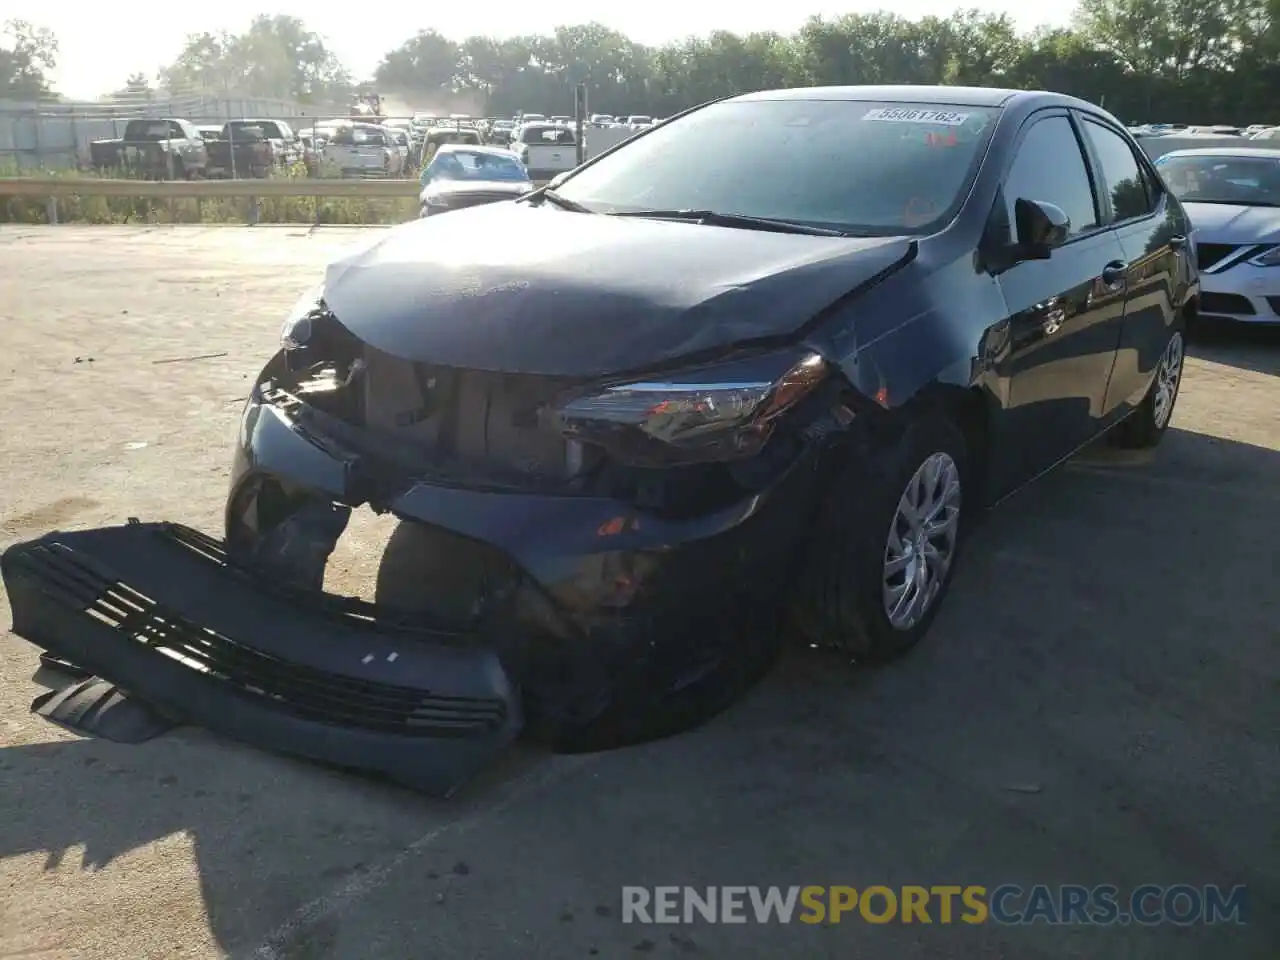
11 2 1077 100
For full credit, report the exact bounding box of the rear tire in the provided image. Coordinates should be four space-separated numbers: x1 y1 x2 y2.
793 412 969 663
1112 329 1184 449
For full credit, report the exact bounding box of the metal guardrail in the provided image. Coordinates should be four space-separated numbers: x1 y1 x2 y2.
0 176 422 199
0 175 429 225
0 175 553 224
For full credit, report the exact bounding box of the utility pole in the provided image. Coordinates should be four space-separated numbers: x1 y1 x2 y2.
574 82 587 166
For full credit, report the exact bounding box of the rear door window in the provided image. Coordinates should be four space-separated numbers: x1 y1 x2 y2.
1080 118 1157 223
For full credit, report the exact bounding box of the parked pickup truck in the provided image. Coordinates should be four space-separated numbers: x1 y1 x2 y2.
512 123 579 181
321 123 402 178
226 118 301 167
205 123 276 179
89 118 208 179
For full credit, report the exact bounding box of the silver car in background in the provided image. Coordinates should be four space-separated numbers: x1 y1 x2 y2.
1155 147 1280 325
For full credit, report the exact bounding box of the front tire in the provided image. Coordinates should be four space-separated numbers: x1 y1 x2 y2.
795 412 969 663
1112 329 1184 449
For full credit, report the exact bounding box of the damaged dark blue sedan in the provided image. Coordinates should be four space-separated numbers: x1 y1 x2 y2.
2 86 1196 796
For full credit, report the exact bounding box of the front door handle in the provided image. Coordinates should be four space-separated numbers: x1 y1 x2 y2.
1101 260 1128 288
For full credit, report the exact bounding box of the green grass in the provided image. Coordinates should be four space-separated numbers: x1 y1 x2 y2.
0 163 418 226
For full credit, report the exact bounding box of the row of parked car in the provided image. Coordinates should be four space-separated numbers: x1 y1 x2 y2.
83 110 664 181
88 117 332 180
1130 122 1280 141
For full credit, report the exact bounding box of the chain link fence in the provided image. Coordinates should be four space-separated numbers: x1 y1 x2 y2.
0 95 342 172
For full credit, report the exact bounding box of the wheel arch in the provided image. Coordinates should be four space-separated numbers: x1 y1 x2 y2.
887 381 994 507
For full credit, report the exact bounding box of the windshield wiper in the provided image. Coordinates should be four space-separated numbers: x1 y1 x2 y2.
607 209 848 236
519 188 593 213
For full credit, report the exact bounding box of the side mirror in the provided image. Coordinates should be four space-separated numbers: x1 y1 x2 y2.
1014 198 1070 259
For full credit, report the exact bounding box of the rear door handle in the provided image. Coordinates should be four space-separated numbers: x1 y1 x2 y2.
1101 260 1128 288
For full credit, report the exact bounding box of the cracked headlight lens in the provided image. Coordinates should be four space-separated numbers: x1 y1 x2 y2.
555 351 828 465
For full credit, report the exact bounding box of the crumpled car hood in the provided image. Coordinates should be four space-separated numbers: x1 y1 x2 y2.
322 203 913 377
1183 201 1280 243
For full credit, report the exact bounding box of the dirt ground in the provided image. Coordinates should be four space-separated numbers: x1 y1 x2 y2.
0 225 1276 959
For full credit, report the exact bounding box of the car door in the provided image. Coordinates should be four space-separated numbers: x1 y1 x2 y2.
991 111 1128 490
1076 114 1188 417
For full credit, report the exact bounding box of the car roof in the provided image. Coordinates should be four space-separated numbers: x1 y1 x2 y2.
435 143 520 157
1158 147 1280 160
728 84 1097 111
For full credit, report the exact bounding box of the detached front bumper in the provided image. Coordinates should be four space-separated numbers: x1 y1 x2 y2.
1 522 520 796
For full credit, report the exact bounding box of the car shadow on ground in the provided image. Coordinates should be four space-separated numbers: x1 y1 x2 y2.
1 426 1277 959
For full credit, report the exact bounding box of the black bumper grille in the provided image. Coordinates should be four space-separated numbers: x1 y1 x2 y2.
1200 292 1256 316
1196 243 1241 271
15 533 507 738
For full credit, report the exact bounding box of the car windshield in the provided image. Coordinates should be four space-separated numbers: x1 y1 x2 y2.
552 98 999 235
424 151 528 183
1155 155 1280 206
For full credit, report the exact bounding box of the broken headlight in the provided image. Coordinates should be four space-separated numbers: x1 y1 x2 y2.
553 350 828 465
280 283 325 350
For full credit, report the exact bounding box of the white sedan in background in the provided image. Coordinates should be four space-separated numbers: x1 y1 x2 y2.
1155 147 1280 325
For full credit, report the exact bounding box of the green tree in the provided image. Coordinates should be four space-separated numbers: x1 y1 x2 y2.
374 30 461 97
160 16 350 104
137 3 1277 126
0 19 58 99
373 7 1277 125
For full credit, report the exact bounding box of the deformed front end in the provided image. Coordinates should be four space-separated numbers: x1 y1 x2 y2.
224 296 868 746
2 290 873 794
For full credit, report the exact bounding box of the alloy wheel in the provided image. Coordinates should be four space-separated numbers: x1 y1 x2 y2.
882 452 962 631
1152 331 1184 430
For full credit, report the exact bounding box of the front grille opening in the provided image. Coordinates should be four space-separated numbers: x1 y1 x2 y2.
322 508 401 603
19 539 506 737
229 485 522 636
1196 243 1240 271
268 336 599 491
358 348 594 486
1201 292 1256 316
263 310 828 511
